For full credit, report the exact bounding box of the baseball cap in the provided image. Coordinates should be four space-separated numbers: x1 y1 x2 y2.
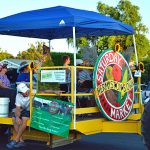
17 61 29 73
17 83 29 93
76 59 83 65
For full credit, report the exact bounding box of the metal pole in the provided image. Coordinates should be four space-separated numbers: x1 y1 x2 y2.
133 35 138 66
49 40 51 51
73 27 76 129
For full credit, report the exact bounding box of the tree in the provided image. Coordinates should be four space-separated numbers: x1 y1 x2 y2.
0 48 14 61
67 0 150 62
16 41 44 60
67 37 88 49
96 0 150 61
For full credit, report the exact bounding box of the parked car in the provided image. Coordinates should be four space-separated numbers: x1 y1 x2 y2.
143 82 150 104
144 81 150 97
134 84 147 102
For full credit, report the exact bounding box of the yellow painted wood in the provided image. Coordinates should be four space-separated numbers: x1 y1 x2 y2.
39 66 73 69
133 103 140 109
1 66 143 140
73 118 141 135
134 91 140 94
137 121 142 135
0 118 12 125
0 117 30 126
102 120 141 134
71 66 74 104
11 128 51 142
76 93 93 96
76 119 104 135
128 114 141 120
76 107 99 114
11 128 80 147
29 65 33 124
76 66 93 69
137 77 143 114
36 93 72 96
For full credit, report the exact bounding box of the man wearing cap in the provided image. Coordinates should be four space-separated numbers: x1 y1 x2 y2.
0 62 17 111
76 59 83 66
6 83 30 149
17 61 36 82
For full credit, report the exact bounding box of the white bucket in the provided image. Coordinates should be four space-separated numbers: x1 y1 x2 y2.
0 98 10 117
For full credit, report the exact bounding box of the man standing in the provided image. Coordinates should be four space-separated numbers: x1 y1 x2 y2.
60 55 71 102
60 55 71 93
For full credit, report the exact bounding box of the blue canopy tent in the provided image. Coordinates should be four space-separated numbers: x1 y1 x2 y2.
0 5 138 68
0 6 134 39
0 6 137 128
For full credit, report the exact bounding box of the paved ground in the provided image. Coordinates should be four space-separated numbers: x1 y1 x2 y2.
0 132 147 150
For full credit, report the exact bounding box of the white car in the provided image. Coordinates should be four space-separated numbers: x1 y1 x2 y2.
144 82 150 97
143 82 150 104
134 84 147 101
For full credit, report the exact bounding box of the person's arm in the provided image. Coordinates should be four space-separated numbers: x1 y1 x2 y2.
78 71 86 83
0 80 9 88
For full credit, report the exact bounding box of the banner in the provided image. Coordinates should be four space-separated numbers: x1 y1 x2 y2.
30 96 73 138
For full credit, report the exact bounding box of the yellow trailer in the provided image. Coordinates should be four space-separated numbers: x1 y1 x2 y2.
0 63 143 148
0 5 146 149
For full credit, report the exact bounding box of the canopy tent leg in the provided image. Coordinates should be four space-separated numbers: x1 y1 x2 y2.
49 40 51 51
133 35 138 67
73 27 77 129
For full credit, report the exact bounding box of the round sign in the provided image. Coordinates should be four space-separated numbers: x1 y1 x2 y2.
93 49 134 121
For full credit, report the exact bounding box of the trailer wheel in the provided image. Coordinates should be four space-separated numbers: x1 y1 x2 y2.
142 101 150 150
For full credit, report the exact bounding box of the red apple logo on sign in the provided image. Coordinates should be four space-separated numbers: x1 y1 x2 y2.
93 49 134 121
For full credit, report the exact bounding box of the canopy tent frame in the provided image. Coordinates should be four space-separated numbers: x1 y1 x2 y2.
133 35 138 66
73 26 77 129
0 6 138 129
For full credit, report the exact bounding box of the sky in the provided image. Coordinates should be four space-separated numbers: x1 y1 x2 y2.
0 0 149 56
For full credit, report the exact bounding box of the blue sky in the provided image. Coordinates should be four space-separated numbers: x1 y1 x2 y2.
0 0 149 56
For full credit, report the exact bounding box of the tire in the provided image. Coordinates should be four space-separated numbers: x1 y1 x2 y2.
142 101 150 150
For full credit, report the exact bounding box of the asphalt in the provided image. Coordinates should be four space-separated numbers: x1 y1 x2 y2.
0 132 147 150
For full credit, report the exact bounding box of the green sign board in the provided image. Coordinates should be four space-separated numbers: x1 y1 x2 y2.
30 96 73 138
41 70 66 83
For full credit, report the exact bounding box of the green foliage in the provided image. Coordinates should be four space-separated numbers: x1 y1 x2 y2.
16 41 44 60
141 61 150 84
16 41 83 92
16 41 82 66
97 0 150 60
67 0 150 63
0 48 14 60
135 34 150 61
51 52 81 66
67 37 88 49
